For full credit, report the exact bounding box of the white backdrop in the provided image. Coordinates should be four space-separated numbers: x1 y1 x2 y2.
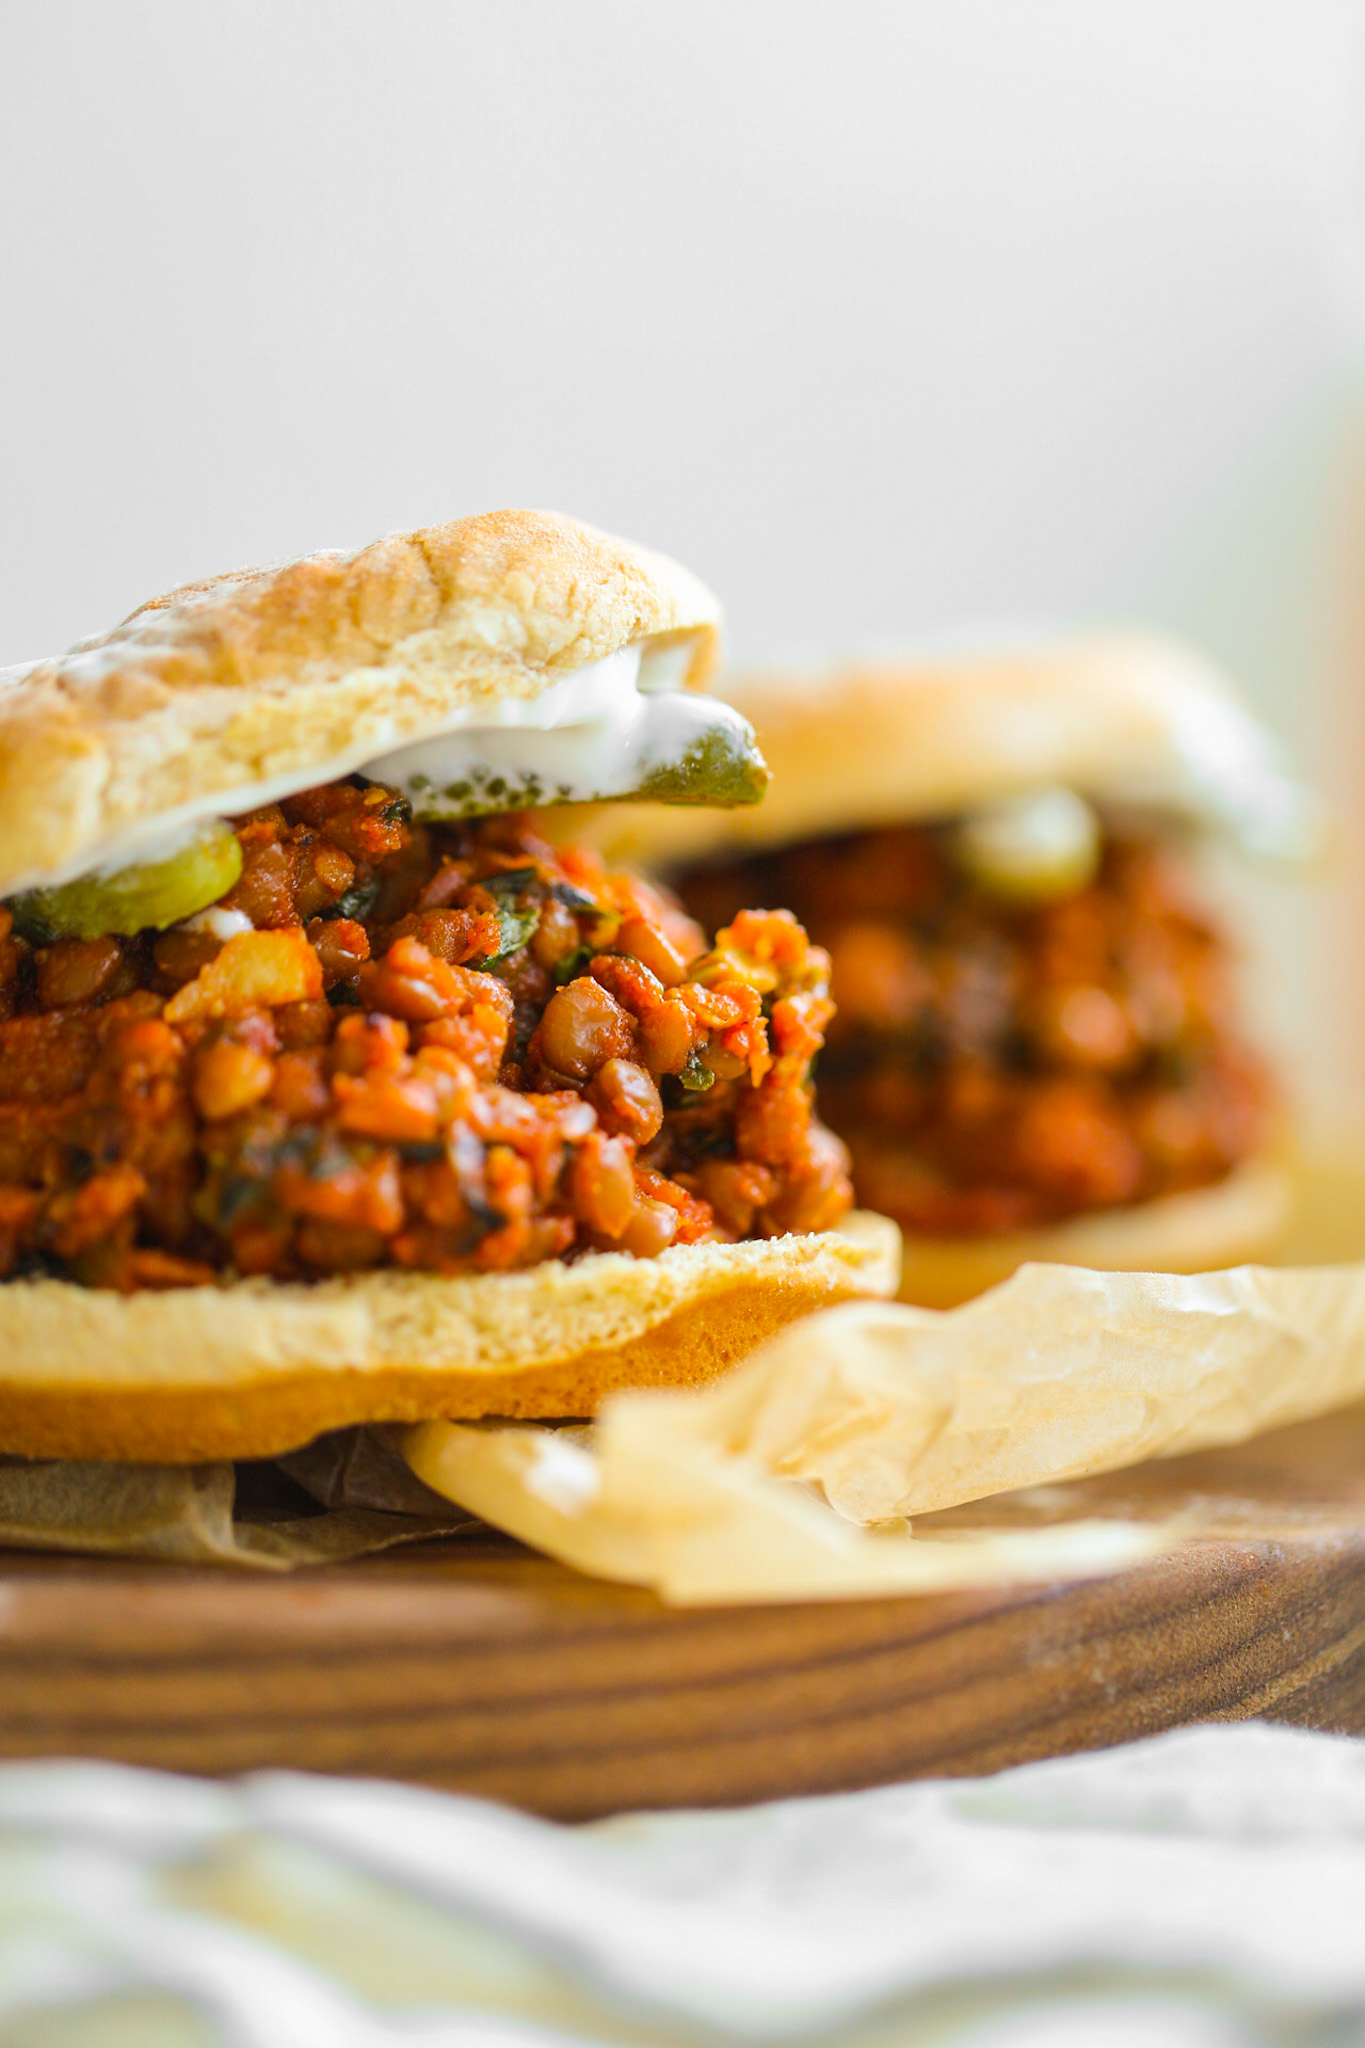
2 0 1363 1070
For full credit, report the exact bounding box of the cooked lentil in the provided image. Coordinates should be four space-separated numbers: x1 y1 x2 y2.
0 788 850 1288
680 823 1273 1235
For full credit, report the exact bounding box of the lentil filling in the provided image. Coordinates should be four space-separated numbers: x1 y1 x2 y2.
680 822 1274 1235
0 787 851 1289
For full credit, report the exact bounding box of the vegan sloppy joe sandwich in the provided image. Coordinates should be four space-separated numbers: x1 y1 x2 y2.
561 635 1316 1307
0 510 897 1461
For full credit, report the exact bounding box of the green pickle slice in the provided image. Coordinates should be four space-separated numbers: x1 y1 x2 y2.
637 721 769 807
952 789 1101 905
12 820 243 941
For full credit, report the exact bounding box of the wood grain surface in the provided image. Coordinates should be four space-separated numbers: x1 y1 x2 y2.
2 1405 1364 1818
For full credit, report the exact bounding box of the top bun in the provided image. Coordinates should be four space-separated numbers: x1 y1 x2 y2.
0 509 722 896
550 633 1315 871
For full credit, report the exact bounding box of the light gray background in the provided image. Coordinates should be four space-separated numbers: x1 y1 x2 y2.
2 1 1363 1071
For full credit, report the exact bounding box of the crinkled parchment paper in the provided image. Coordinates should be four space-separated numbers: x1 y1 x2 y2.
0 1428 475 1569
403 1128 1365 1603
403 1412 1162 1601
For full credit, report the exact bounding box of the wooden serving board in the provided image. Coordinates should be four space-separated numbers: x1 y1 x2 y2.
1 1405 1364 1819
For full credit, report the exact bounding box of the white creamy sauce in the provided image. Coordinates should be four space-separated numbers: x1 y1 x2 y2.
90 818 217 881
635 638 697 694
20 632 753 893
183 905 254 941
365 642 755 815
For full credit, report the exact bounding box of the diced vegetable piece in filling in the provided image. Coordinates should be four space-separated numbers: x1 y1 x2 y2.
679 819 1274 1236
0 785 851 1288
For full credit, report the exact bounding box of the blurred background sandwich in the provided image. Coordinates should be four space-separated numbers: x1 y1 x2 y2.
559 635 1320 1303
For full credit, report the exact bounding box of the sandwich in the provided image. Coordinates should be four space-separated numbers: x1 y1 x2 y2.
0 510 897 1462
557 635 1312 1306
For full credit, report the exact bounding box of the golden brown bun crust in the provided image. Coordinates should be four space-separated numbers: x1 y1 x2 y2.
549 634 1285 870
0 509 722 895
895 1159 1291 1309
0 1214 898 1462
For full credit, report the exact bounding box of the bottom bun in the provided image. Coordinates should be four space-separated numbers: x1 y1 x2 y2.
0 1213 900 1463
894 1158 1292 1309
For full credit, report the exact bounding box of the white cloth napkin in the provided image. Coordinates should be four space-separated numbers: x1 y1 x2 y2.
0 1722 1362 2047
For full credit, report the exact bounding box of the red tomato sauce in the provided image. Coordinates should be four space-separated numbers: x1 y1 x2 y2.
0 790 850 1288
